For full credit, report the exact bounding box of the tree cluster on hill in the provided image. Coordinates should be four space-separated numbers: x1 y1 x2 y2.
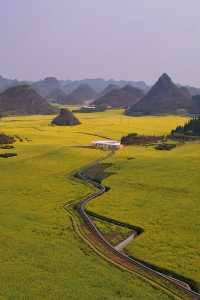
171 117 200 136
191 95 200 115
121 133 163 145
0 153 17 158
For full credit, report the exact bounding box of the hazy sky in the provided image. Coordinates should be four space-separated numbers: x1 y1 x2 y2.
0 0 200 85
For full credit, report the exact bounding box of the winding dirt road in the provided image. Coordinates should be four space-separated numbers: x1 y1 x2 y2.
65 153 200 300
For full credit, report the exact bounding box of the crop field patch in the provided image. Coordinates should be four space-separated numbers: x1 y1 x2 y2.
0 111 197 299
88 142 200 290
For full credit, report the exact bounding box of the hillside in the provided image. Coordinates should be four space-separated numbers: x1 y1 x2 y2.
186 85 200 96
33 77 61 97
92 85 144 108
0 85 57 116
191 95 200 115
0 75 20 92
51 108 80 126
99 84 119 97
47 88 68 103
63 78 148 93
62 84 98 105
125 74 192 115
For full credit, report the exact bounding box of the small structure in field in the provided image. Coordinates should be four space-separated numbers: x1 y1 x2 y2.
51 108 81 126
73 105 107 113
92 140 122 151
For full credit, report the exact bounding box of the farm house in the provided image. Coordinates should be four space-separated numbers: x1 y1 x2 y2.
92 140 122 150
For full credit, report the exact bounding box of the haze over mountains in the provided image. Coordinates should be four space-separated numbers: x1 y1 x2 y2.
0 75 19 91
62 78 148 94
0 73 200 96
0 75 149 94
33 77 61 97
62 84 98 105
98 84 120 97
47 88 68 104
0 73 200 116
93 85 144 108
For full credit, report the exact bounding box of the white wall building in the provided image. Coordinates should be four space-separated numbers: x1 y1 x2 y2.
92 140 122 150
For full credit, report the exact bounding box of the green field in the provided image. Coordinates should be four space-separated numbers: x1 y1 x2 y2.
1 110 198 299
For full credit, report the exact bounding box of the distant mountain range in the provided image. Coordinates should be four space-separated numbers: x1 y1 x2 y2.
125 74 194 116
62 78 148 94
47 88 68 103
98 84 120 97
0 75 149 94
61 84 98 105
1 74 200 97
92 85 144 108
32 77 61 97
185 86 200 96
0 75 26 92
0 74 200 116
0 85 57 116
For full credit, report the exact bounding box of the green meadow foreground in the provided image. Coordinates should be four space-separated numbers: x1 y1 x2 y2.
0 110 199 299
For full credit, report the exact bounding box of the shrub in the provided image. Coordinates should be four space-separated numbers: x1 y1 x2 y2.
0 153 17 158
0 145 15 149
0 133 15 145
121 133 163 145
155 143 176 151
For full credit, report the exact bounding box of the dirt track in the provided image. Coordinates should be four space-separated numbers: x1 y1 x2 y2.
65 152 200 300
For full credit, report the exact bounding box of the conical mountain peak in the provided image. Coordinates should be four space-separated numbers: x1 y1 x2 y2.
160 73 171 81
156 73 173 87
0 85 57 116
125 73 192 115
51 108 81 126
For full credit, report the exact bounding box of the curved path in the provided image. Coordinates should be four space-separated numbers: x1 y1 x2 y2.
65 153 200 300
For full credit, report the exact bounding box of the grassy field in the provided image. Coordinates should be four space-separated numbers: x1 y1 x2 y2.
85 111 200 290
0 111 194 299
